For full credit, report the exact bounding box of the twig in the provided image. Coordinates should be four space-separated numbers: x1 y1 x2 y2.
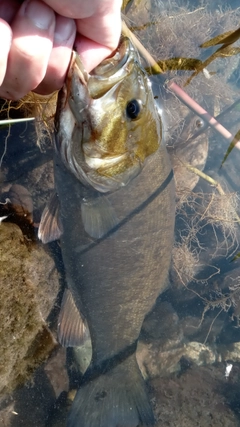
184 164 240 223
121 20 163 74
187 98 240 142
204 308 223 344
168 81 240 149
0 117 34 125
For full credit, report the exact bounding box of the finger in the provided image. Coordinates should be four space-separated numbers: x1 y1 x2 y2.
40 0 97 18
75 8 121 51
0 19 12 85
0 0 22 23
35 15 76 95
43 0 122 48
42 0 121 22
74 34 114 73
0 0 55 100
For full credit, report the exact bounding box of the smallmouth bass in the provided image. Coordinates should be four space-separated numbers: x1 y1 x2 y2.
39 36 175 427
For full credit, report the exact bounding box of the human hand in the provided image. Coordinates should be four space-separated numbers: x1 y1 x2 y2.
0 0 122 99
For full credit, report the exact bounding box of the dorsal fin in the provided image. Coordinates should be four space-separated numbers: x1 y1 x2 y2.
38 191 63 243
58 289 89 347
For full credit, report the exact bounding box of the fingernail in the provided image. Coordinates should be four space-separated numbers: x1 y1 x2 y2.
54 16 76 44
22 0 55 30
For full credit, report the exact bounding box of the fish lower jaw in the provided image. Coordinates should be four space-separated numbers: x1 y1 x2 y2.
84 153 127 170
84 161 142 193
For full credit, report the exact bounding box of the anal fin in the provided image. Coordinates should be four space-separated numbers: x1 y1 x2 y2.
58 289 89 347
38 191 63 243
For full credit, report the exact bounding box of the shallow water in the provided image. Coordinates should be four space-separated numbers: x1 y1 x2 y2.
1 1 240 426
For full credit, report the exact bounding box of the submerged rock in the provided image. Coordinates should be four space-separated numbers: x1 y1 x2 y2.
0 222 59 395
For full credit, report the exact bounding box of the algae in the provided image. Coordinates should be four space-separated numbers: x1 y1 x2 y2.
0 222 59 394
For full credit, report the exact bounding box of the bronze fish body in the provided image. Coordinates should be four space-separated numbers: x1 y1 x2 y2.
40 37 175 427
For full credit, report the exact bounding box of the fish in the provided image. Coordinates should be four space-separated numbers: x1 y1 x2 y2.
39 36 175 427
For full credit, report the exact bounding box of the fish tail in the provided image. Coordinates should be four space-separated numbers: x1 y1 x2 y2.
67 354 155 427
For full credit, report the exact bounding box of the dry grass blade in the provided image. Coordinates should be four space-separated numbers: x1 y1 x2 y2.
221 129 240 166
145 57 202 74
185 43 240 86
200 26 240 47
184 166 225 195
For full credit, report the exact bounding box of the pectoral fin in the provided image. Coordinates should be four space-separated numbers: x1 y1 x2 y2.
38 191 63 243
58 289 89 347
81 195 118 239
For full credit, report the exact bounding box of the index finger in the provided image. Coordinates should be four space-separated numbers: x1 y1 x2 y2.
43 0 122 48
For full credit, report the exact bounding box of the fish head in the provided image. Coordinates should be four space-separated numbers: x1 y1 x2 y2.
55 37 162 192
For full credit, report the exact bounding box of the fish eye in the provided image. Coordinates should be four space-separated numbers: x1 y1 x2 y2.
126 99 142 120
195 118 204 128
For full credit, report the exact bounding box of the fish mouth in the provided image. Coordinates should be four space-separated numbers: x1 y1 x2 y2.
91 37 131 78
87 37 138 99
67 36 136 100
